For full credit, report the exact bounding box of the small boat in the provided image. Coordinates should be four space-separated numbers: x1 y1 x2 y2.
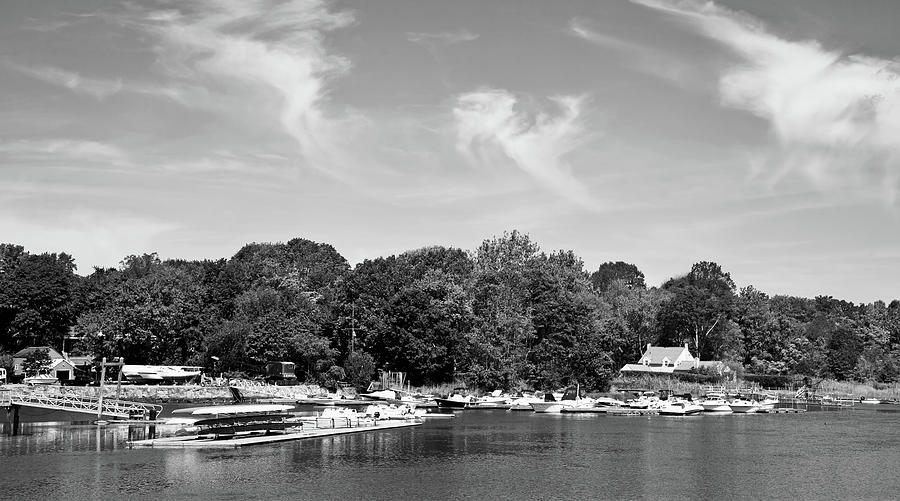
508 392 545 411
700 392 732 413
531 386 592 413
364 403 425 420
468 390 512 409
625 391 659 409
24 374 59 385
435 388 472 409
859 397 885 405
658 400 704 416
728 398 760 414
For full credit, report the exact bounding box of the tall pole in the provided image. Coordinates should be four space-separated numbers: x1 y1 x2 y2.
115 358 124 402
97 357 107 420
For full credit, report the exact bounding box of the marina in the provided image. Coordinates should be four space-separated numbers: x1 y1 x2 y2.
2 405 898 500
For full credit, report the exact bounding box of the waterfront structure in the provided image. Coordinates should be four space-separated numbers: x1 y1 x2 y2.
12 346 76 382
619 343 729 376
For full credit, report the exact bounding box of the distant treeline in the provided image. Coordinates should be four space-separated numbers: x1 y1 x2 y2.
1 231 898 390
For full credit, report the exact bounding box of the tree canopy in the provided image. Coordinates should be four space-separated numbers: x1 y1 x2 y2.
1 235 897 390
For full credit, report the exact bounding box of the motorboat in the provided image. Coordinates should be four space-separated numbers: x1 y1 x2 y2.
24 374 59 385
121 365 202 384
508 392 545 411
435 388 472 409
468 390 512 409
625 391 659 409
658 400 704 416
728 398 760 413
700 392 733 413
531 386 592 413
364 403 425 420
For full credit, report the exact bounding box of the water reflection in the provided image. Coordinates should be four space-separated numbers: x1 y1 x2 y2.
0 411 899 499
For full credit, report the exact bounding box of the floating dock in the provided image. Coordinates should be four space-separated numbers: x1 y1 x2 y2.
128 420 422 449
606 408 659 416
561 407 608 414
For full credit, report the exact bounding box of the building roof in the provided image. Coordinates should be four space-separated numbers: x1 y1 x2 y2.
13 346 64 360
640 345 693 365
49 359 75 370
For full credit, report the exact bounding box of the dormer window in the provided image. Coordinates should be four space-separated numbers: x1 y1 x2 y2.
662 357 670 367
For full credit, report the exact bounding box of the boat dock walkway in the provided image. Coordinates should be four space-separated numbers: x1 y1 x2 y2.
128 420 422 449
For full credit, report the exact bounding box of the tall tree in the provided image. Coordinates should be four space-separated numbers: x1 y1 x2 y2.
0 247 78 351
590 261 645 292
657 261 736 360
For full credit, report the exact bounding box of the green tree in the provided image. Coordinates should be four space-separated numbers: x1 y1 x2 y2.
343 350 376 390
22 348 52 376
465 231 540 388
0 247 78 350
590 261 645 292
657 261 736 360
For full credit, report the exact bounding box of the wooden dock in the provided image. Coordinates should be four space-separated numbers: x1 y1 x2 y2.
128 420 421 449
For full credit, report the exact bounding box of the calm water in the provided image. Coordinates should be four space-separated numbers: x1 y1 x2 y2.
1 409 899 500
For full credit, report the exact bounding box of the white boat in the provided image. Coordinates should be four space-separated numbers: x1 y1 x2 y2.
122 365 203 384
509 392 545 411
531 386 592 413
173 403 295 416
435 388 472 409
625 391 659 409
364 403 424 420
469 390 512 409
24 374 59 385
700 392 733 413
728 398 760 413
658 400 704 416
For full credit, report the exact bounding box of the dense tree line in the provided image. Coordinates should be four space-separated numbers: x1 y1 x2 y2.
1 233 899 390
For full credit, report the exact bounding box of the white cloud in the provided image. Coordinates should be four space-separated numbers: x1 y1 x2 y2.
632 0 900 199
0 138 130 165
453 89 598 209
115 0 359 178
567 17 703 89
7 63 123 99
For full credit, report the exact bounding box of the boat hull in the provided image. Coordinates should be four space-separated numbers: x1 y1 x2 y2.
434 398 468 409
530 402 574 413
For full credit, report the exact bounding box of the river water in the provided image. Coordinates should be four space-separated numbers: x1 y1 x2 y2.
1 408 898 500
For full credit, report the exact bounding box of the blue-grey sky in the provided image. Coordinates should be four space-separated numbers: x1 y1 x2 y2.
2 0 899 303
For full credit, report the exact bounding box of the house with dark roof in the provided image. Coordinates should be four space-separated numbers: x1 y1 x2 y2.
620 343 730 375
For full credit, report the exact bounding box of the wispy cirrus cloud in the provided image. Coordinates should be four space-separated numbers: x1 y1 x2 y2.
407 29 479 47
111 0 359 178
7 62 123 99
453 89 598 209
632 0 900 200
0 138 130 166
567 17 702 89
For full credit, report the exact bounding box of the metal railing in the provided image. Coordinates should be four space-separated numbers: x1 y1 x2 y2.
0 386 162 419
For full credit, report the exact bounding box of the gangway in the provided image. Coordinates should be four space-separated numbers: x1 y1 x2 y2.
1 386 161 419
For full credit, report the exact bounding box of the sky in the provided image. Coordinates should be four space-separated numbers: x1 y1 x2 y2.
1 0 899 303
